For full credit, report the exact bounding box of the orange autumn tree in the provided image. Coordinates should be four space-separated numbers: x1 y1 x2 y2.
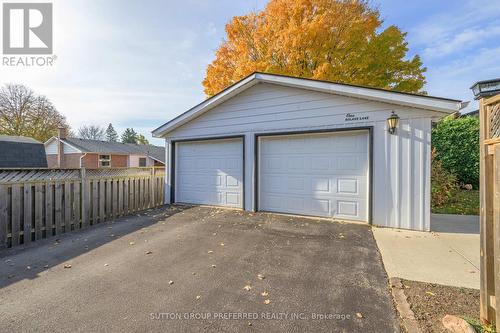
203 0 426 97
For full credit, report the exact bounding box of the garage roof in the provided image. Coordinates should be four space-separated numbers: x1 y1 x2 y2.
152 72 464 138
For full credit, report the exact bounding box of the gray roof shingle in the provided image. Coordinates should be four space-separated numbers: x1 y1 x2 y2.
63 138 165 163
0 136 47 168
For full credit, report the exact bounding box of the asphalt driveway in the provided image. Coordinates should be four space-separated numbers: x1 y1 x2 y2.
0 206 399 332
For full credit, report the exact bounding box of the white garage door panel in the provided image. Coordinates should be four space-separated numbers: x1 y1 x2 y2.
259 131 369 221
176 139 243 208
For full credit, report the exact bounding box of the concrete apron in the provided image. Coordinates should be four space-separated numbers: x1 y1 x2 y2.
372 226 479 289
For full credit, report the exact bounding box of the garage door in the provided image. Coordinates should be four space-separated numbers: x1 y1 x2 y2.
258 131 369 221
176 138 243 208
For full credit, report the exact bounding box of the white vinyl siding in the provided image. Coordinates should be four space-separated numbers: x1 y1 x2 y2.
45 140 58 154
165 83 438 231
45 139 81 154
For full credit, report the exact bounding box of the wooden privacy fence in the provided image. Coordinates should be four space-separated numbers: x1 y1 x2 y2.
480 93 500 327
0 167 165 249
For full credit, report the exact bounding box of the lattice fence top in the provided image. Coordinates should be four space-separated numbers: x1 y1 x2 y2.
490 103 500 139
0 167 164 184
86 167 163 179
0 169 81 184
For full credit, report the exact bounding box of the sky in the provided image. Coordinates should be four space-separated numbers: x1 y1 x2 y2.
1 0 499 146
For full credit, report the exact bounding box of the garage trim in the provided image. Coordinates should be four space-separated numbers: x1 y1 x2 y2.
170 135 245 208
254 126 373 223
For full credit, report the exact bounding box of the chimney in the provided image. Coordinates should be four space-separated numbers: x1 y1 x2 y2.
57 127 66 168
58 127 67 139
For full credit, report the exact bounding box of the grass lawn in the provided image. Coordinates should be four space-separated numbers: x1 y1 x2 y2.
432 189 479 215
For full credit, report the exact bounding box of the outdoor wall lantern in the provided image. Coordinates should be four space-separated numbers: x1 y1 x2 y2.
471 78 500 100
387 111 400 135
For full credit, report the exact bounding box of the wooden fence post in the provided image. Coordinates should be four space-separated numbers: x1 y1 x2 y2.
494 145 500 327
81 168 89 228
480 98 496 323
150 168 156 208
0 185 8 249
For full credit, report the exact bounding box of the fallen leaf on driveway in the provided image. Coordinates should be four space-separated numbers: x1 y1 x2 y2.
212 233 217 236
356 312 363 318
425 291 435 296
243 285 252 291
264 299 271 305
64 264 72 269
196 295 201 300
104 263 109 267
168 280 174 285
220 243 225 246
129 242 135 246
211 264 216 268
261 291 269 297
145 251 153 255
192 272 196 275
257 274 265 280
207 250 213 254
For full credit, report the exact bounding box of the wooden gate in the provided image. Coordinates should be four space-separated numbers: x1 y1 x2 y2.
480 93 500 326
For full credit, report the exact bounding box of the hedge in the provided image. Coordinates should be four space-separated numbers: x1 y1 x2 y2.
432 116 479 187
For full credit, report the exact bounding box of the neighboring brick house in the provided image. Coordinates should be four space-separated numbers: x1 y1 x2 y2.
0 135 48 168
44 128 165 169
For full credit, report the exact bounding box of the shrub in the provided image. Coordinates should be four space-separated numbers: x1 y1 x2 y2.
432 116 479 187
431 149 458 207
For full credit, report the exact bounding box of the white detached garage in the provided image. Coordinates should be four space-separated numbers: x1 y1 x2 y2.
153 73 462 231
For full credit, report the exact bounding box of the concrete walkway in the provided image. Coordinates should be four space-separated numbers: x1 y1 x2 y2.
373 214 479 289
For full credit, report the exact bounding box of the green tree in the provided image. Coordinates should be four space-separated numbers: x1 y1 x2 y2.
203 0 426 96
432 116 480 187
0 83 69 142
105 123 119 142
121 128 138 144
136 134 149 145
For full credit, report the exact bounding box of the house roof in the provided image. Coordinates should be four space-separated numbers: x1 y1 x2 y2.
460 109 479 117
0 135 42 144
46 137 165 163
0 135 47 168
152 72 465 138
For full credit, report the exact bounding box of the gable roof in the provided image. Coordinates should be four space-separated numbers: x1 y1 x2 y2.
152 72 464 138
0 135 47 168
45 137 165 163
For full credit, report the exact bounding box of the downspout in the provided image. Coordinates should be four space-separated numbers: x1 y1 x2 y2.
80 153 88 168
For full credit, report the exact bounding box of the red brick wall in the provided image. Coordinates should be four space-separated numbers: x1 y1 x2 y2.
64 153 84 168
48 153 133 169
47 153 83 168
111 155 128 167
82 154 98 169
46 154 58 168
